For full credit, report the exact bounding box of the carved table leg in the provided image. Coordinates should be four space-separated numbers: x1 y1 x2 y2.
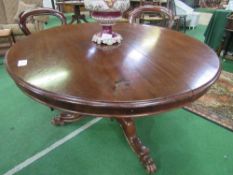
51 113 83 126
116 118 156 173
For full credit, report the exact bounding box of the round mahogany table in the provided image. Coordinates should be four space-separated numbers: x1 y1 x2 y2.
5 23 221 173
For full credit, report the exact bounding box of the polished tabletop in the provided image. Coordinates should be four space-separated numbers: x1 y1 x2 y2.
6 23 221 117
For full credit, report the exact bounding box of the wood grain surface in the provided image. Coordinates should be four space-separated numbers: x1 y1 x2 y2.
5 23 221 117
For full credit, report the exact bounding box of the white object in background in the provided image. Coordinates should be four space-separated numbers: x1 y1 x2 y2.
43 0 52 8
174 0 193 16
198 12 213 25
174 0 200 29
186 12 200 29
226 0 233 10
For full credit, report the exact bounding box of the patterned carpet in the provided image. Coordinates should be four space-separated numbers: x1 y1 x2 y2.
185 71 233 131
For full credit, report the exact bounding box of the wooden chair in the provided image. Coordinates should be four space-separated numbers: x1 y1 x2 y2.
167 0 187 32
19 8 67 36
128 5 174 29
140 0 161 6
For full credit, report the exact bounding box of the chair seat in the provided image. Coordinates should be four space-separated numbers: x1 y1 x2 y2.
142 15 163 21
117 17 128 23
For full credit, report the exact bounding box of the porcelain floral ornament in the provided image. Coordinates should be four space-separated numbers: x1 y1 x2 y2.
85 0 129 12
84 0 130 45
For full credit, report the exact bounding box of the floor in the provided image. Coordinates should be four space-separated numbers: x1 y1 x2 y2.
0 17 233 175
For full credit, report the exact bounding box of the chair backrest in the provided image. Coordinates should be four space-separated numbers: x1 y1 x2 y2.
167 0 177 16
140 0 161 6
128 5 174 29
19 8 67 35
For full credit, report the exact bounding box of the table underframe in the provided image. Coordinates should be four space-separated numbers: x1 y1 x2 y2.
52 112 157 173
56 2 88 24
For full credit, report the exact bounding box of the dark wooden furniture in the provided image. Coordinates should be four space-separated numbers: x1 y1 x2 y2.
128 5 174 28
51 0 56 9
19 8 67 36
5 23 221 173
167 0 187 32
217 13 233 57
56 0 88 23
177 15 187 32
139 0 161 5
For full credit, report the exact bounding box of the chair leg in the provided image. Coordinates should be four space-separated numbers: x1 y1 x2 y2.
223 32 233 57
183 17 186 33
176 18 180 31
11 32 15 43
8 36 13 47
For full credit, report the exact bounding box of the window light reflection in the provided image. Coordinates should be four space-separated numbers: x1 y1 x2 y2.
191 68 217 88
28 70 69 88
87 47 96 58
123 49 144 68
141 30 161 49
127 49 144 62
